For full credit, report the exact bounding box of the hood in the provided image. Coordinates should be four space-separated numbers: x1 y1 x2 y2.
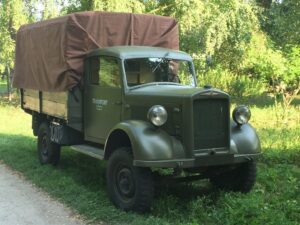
126 84 229 100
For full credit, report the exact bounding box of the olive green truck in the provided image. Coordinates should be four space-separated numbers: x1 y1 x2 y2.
14 12 261 212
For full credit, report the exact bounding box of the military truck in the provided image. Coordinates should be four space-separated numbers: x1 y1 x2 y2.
14 12 261 212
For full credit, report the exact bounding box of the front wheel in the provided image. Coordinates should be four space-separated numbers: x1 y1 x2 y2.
37 122 61 165
106 148 154 212
210 161 257 193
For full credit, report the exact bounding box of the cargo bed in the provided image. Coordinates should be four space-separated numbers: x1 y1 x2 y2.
22 88 82 131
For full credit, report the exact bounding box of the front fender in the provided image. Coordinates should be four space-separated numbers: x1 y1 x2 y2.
109 120 185 161
230 121 261 154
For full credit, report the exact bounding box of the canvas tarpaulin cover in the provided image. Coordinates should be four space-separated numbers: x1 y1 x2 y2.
13 11 179 91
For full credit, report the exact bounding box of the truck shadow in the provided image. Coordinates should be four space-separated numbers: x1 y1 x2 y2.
58 147 107 191
154 180 221 204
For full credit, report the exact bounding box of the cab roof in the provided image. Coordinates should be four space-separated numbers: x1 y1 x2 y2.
86 46 192 61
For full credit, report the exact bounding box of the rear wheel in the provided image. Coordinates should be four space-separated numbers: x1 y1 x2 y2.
210 161 257 193
106 148 154 212
37 122 61 165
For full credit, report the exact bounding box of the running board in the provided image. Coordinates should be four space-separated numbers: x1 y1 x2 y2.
70 144 104 160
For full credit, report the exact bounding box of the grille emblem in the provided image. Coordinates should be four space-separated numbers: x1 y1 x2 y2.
202 91 219 96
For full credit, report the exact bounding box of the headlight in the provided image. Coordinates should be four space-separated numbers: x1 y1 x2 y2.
232 105 251 125
147 105 168 126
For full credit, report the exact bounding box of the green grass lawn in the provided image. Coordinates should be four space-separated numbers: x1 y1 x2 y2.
0 98 299 225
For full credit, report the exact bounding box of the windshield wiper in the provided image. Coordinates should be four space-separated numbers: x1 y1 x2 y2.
152 52 170 73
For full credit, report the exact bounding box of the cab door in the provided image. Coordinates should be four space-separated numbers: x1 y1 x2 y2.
84 55 122 144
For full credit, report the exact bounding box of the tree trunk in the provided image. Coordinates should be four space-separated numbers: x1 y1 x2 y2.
6 66 12 101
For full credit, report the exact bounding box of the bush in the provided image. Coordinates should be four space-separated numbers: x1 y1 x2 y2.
197 67 265 98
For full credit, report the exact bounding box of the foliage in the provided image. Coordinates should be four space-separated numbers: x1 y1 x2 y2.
0 0 28 71
0 0 29 99
259 0 300 46
144 0 259 73
66 0 144 13
28 0 64 20
0 0 299 104
255 0 300 115
285 45 300 85
240 33 300 95
197 67 265 98
92 0 144 13
241 32 287 82
240 32 299 119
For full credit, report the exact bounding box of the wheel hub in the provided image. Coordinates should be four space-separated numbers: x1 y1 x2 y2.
116 167 135 198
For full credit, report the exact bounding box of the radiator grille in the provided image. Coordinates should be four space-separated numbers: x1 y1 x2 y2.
193 99 229 150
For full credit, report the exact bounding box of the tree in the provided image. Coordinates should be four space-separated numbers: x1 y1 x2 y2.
66 0 144 13
259 0 300 46
143 0 259 73
0 0 28 100
24 0 69 21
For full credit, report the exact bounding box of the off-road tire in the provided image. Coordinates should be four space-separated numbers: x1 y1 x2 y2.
210 161 257 193
106 147 154 212
37 122 61 165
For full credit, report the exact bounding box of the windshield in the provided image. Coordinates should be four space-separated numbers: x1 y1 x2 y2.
124 58 196 88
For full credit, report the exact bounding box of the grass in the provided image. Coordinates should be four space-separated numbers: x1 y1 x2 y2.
0 96 299 225
0 79 7 94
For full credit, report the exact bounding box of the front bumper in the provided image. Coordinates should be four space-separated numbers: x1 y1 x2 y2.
133 153 261 168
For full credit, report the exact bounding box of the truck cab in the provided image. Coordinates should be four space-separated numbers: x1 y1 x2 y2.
83 46 260 163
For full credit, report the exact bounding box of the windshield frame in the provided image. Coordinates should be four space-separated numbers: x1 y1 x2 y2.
122 57 197 90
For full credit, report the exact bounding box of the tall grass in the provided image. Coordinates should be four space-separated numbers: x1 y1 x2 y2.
0 97 299 225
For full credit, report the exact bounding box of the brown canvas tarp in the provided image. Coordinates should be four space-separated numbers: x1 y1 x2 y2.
13 11 179 91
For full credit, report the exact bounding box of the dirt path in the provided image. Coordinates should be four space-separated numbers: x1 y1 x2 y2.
0 162 86 225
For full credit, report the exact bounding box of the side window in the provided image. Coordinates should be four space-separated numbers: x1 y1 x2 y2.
90 56 121 88
90 57 100 85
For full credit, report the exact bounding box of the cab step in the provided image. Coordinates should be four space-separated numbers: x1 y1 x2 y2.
70 144 104 160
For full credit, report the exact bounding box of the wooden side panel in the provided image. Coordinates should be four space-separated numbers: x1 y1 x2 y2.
23 89 39 112
22 89 83 131
43 92 67 103
41 91 68 119
41 99 67 119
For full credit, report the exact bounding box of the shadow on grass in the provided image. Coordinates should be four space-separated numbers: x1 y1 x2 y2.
0 133 106 191
0 133 222 223
0 133 217 197
59 147 107 190
258 127 300 166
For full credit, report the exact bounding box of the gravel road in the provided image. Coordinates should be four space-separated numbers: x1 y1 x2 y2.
0 162 86 225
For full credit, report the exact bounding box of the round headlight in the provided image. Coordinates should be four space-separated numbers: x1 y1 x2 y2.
147 105 168 126
232 105 251 125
